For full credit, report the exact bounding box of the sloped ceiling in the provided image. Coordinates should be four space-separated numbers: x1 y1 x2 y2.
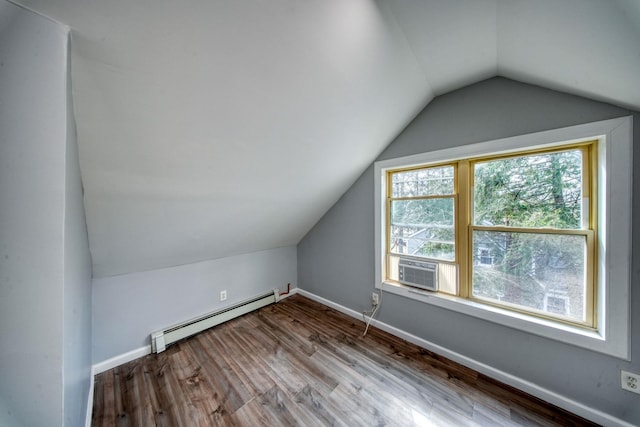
10 0 640 277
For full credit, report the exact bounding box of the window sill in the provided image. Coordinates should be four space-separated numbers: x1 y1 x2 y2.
377 280 616 356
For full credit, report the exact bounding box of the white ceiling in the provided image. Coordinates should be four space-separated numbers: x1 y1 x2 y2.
10 0 640 277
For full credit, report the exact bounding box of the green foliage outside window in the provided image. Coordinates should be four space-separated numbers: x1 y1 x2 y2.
473 150 582 229
471 149 586 321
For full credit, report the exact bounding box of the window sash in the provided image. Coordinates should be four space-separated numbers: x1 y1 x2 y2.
465 227 595 327
385 143 597 328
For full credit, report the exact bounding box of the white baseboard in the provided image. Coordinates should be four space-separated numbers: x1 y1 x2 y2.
86 346 152 426
93 345 152 375
85 366 95 427
295 288 634 427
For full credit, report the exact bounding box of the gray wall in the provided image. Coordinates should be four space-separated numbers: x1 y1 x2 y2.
0 2 93 426
93 246 297 363
298 77 640 424
0 396 14 427
63 39 93 427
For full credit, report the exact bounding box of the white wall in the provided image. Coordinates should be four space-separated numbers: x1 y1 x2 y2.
0 2 92 426
63 38 93 427
92 246 297 363
0 2 68 425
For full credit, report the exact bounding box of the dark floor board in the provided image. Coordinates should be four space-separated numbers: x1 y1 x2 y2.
255 309 319 357
257 385 302 426
214 329 274 401
170 343 222 426
92 294 599 427
117 361 152 426
154 349 194 427
190 333 249 414
231 384 307 427
250 319 340 396
475 374 588 427
328 381 413 427
100 370 116 427
365 322 479 383
243 327 310 398
91 371 105 426
430 400 481 427
311 345 404 418
112 369 127 427
134 362 157 426
204 330 267 398
311 326 466 418
293 384 352 427
139 354 178 427
473 401 520 427
333 329 478 416
220 329 278 394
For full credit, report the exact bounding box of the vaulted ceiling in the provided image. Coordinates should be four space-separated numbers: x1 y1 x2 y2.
11 0 640 277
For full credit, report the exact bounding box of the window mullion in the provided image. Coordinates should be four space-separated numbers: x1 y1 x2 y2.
470 225 591 236
457 160 470 298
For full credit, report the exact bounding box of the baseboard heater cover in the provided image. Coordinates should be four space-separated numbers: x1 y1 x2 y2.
151 289 279 353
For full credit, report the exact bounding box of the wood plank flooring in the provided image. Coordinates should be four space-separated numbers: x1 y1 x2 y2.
92 294 598 426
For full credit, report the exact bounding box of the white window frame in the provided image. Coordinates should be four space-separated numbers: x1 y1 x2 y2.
374 116 632 360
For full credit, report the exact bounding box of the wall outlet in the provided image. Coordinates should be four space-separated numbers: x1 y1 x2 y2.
372 292 379 306
220 290 227 301
621 370 640 394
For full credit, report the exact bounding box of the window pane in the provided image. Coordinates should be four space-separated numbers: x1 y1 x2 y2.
390 198 454 260
472 230 586 322
392 166 454 198
473 150 583 229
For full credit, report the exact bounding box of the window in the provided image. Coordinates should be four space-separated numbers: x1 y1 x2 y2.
389 165 455 261
374 117 632 359
386 144 594 328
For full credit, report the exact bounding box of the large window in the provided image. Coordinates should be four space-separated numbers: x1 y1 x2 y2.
374 117 632 359
386 145 595 327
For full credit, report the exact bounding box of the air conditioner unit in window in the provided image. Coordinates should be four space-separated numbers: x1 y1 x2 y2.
398 258 438 291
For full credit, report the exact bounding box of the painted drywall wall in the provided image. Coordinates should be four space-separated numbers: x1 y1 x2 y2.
92 246 297 363
63 38 93 427
0 396 14 426
0 2 69 426
298 77 640 424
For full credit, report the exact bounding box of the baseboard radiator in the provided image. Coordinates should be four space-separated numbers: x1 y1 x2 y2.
151 289 280 353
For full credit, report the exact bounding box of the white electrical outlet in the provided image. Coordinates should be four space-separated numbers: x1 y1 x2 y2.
621 370 640 394
220 290 227 301
372 292 379 306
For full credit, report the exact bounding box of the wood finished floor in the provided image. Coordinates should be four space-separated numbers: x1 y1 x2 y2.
92 294 598 426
